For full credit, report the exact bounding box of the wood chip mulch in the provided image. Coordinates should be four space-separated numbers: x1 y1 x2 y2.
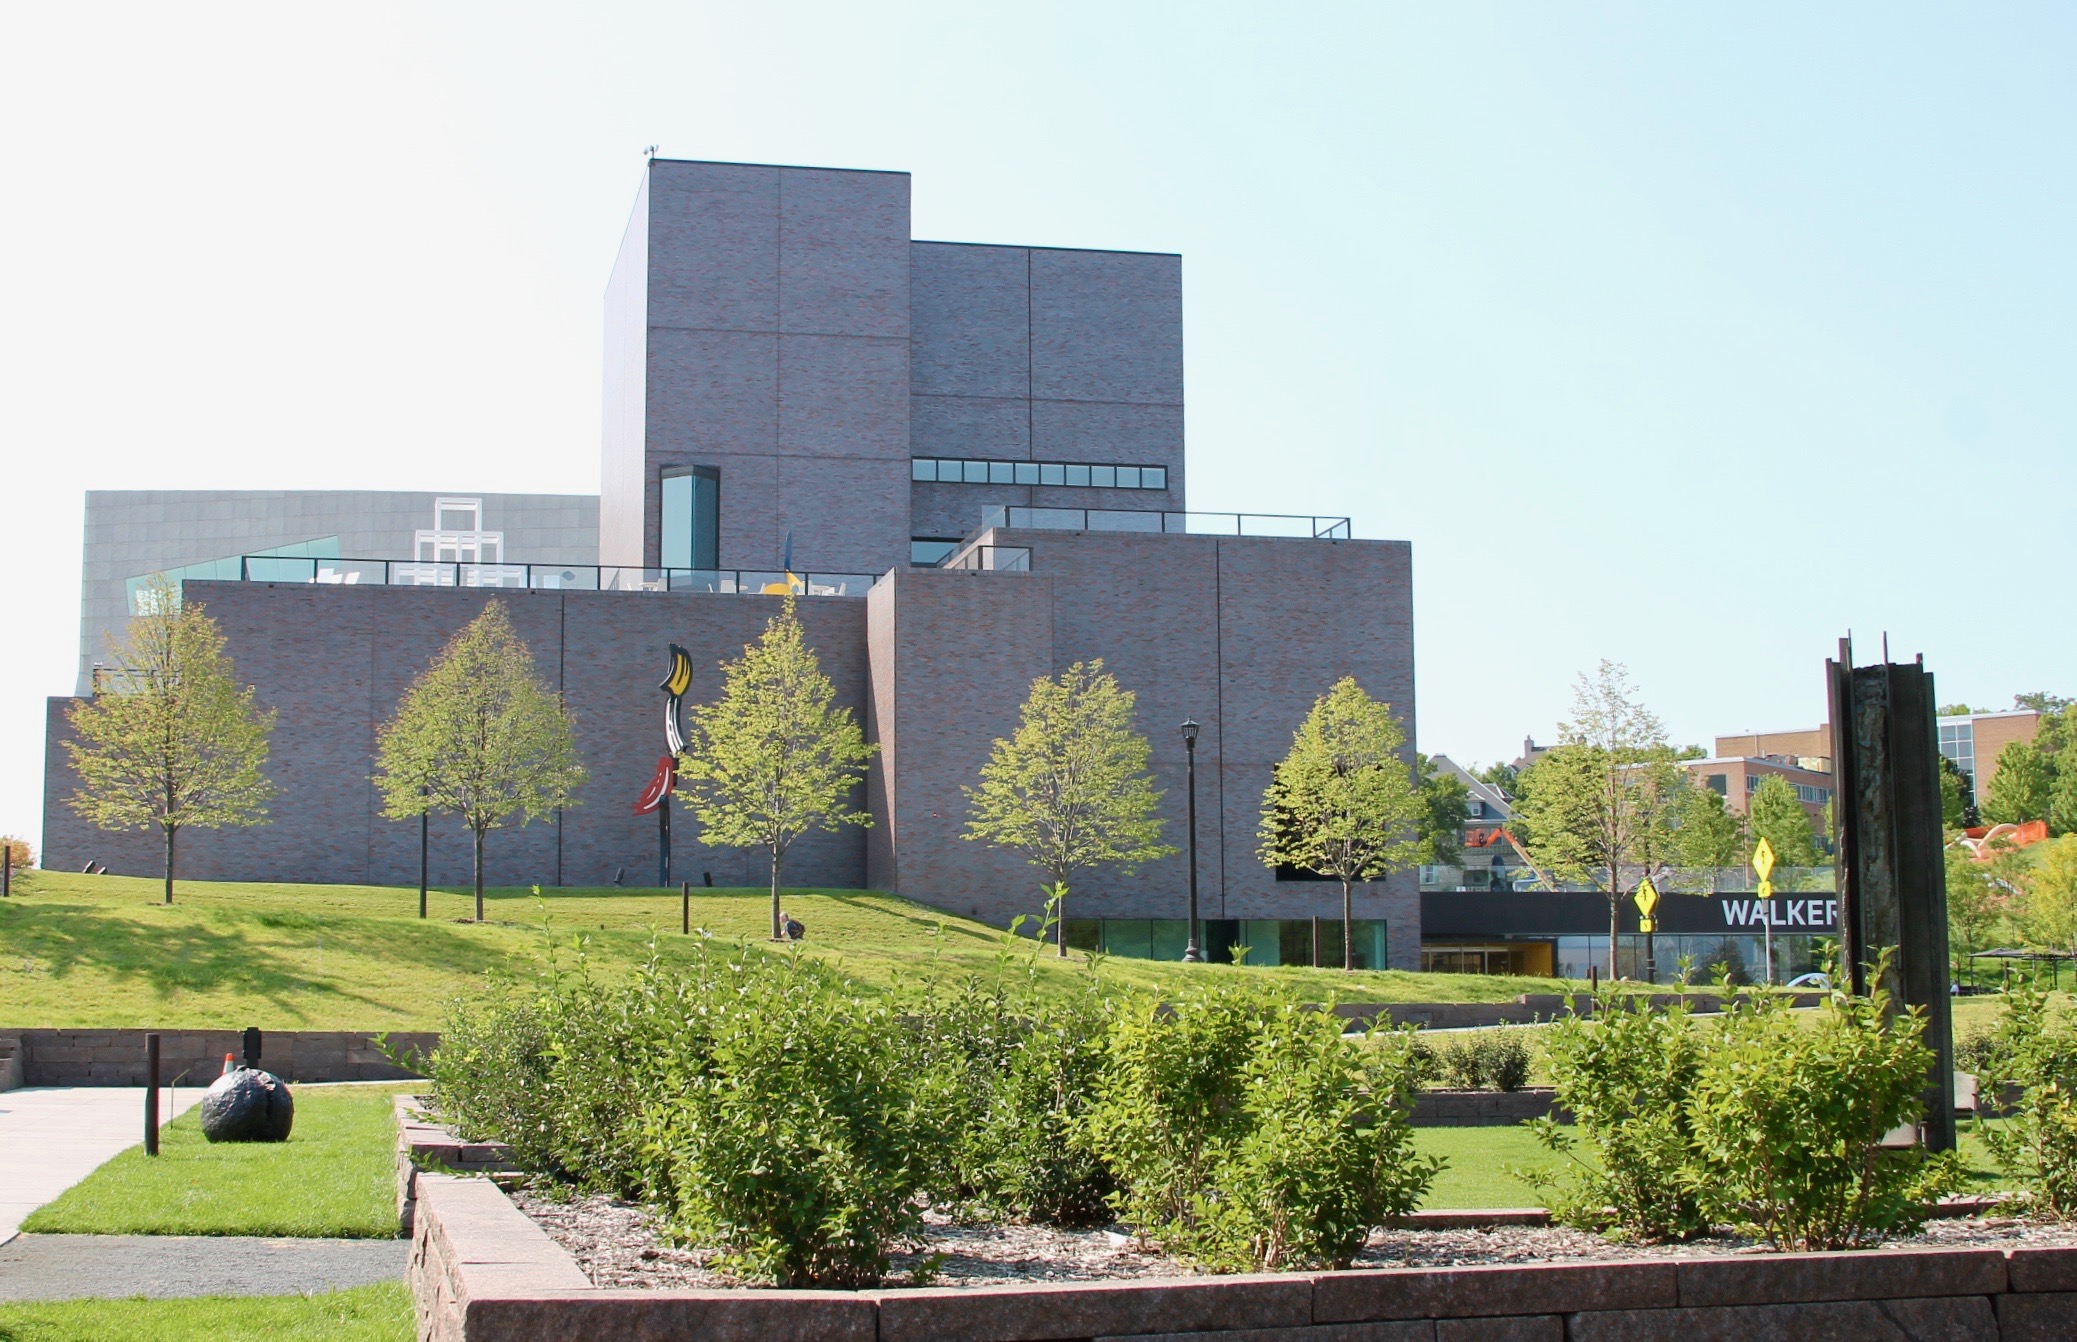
508 1187 2077 1292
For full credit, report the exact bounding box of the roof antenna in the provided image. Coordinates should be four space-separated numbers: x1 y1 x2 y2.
1882 632 1890 664
644 144 659 159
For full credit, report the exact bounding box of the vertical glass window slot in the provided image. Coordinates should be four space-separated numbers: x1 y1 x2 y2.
1116 466 1141 489
660 466 719 570
1091 466 1116 487
1014 462 1039 485
989 461 1014 484
1065 464 1090 486
1040 463 1064 485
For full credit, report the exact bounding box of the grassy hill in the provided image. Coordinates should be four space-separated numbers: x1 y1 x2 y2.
0 871 1572 1029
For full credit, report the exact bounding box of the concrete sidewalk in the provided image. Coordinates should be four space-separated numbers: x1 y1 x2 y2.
0 1234 409 1300
0 1086 203 1244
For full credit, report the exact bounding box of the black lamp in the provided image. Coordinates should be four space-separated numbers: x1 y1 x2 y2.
1180 719 1201 964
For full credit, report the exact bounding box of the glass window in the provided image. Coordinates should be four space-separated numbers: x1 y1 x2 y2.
660 466 719 570
989 461 1014 484
909 539 957 566
1065 463 1090 486
1091 465 1116 487
1705 774 1727 794
963 460 989 484
912 459 935 482
1115 466 1141 488
1143 466 1166 490
1040 463 1064 485
1014 462 1039 485
934 460 960 483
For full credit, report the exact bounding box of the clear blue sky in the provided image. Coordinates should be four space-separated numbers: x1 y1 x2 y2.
3 4 2072 849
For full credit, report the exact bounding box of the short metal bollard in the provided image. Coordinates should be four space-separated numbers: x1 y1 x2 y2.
144 1033 161 1156
682 880 690 935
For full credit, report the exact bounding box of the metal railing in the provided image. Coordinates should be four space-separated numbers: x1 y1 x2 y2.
229 556 880 597
942 546 1032 573
978 505 1351 539
1417 864 1837 894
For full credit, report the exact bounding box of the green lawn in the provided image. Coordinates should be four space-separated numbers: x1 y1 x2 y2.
1410 1121 2013 1210
0 871 1577 1028
22 1084 409 1238
0 1283 410 1342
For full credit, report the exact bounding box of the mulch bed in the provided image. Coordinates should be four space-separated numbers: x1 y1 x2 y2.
507 1188 2077 1291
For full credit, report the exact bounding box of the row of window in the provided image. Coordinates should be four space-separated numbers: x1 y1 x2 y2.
911 457 1169 490
1740 774 1831 806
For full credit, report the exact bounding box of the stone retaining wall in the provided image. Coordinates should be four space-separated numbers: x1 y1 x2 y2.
1409 1088 1563 1127
395 1095 516 1234
409 1173 2076 1341
10 1028 437 1086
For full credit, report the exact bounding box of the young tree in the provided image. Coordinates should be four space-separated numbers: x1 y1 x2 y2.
374 600 585 922
1415 753 1471 867
1746 776 1821 869
1512 662 1677 978
1473 761 1519 797
65 581 276 904
1258 677 1425 970
965 660 1172 954
1938 754 1976 831
1982 741 2055 827
2022 835 2077 966
678 598 875 940
1944 843 2011 986
1673 783 1745 880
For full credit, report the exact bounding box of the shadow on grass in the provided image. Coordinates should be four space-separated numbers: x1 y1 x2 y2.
820 892 1009 945
0 903 507 1017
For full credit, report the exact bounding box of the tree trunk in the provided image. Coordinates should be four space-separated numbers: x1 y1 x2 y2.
473 828 486 923
770 848 783 940
1342 878 1354 971
1056 883 1068 956
163 824 176 905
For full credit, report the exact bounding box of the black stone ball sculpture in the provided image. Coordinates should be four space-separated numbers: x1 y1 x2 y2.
199 1066 295 1143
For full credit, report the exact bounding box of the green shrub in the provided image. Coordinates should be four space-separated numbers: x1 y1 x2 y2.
1529 994 1707 1241
1974 984 2077 1218
1191 1006 1437 1270
1084 985 1268 1238
1084 984 1436 1271
1479 1030 1532 1092
1687 962 1964 1250
645 954 957 1287
421 975 561 1174
957 989 1117 1226
1438 1036 1485 1090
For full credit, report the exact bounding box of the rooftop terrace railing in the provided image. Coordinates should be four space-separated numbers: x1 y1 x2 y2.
941 545 1032 573
227 556 881 597
978 505 1352 539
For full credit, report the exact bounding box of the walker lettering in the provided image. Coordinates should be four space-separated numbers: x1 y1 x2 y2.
1720 897 1839 929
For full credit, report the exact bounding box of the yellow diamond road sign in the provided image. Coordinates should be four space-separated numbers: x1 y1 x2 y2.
1633 877 1660 919
1753 836 1777 881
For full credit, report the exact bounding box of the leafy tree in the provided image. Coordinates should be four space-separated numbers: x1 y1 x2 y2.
1673 782 1745 876
1938 754 1977 831
2015 692 2074 716
678 598 876 940
1414 753 1470 867
1982 740 2055 826
1747 775 1821 870
1258 677 1424 971
1945 842 2013 985
2052 767 2077 839
965 659 1170 954
64 580 275 904
1512 662 1678 978
374 600 585 922
1939 702 1992 717
1473 761 1519 797
2024 835 2077 965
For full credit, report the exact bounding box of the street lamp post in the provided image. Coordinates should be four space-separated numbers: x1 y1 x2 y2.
1180 719 1201 963
418 784 430 920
